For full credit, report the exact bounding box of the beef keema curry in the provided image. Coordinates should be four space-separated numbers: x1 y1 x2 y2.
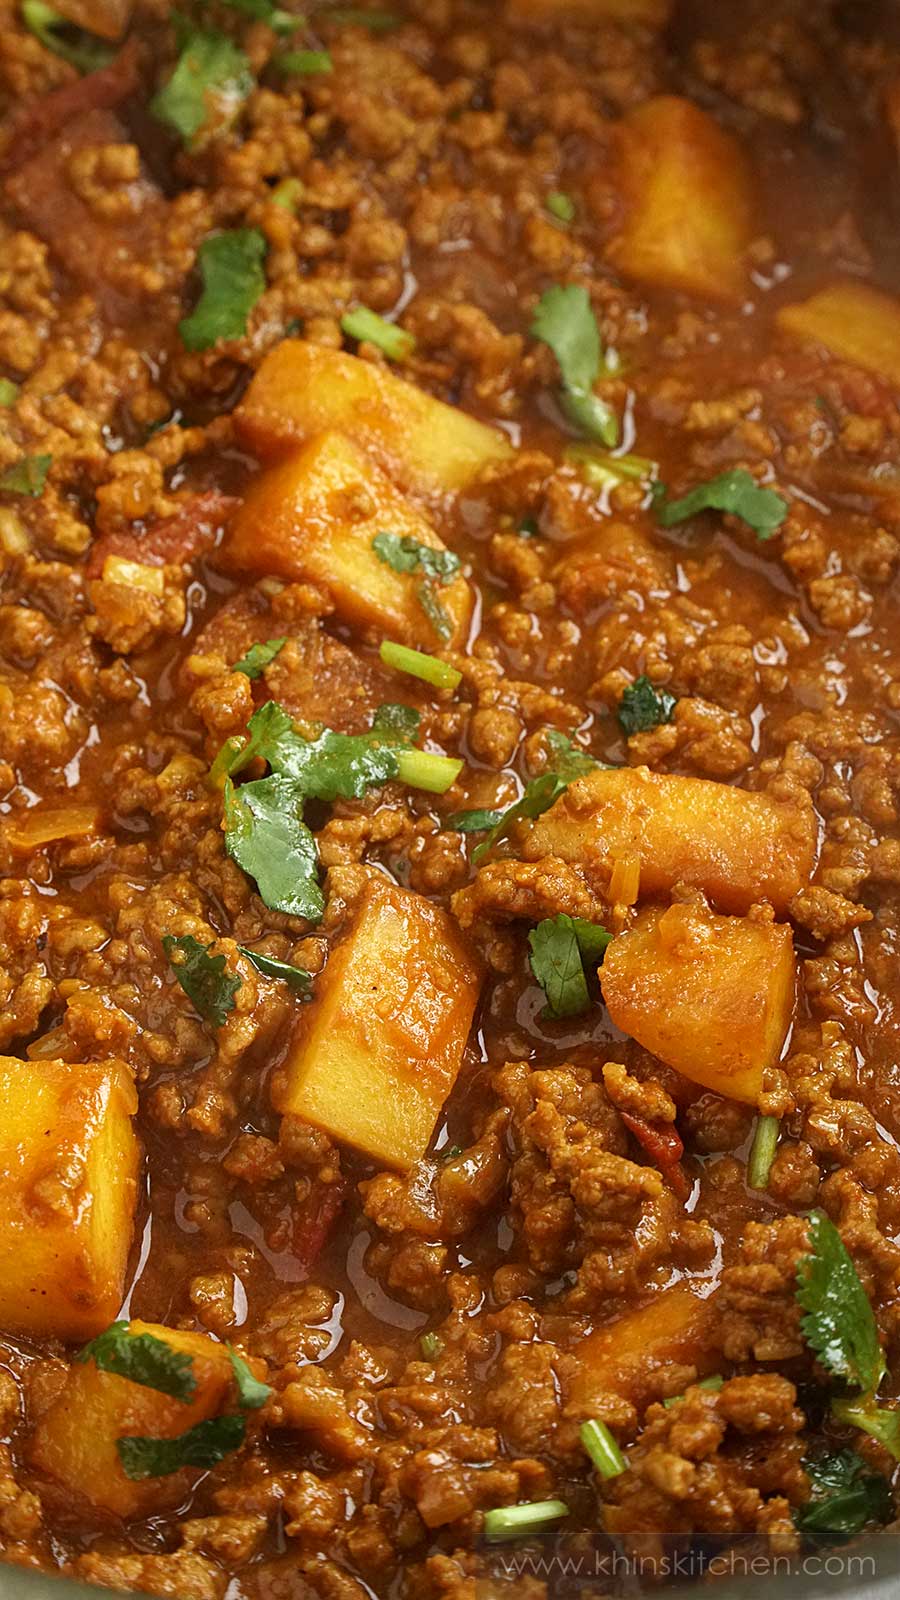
1 0 900 1594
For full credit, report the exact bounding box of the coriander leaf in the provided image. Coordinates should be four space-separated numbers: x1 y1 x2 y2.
276 46 333 73
544 728 600 780
569 917 612 962
162 934 241 1027
0 379 18 407
0 453 51 496
471 772 567 866
180 229 267 352
273 725 401 799
656 468 788 541
77 1323 197 1402
238 946 312 996
372 532 461 584
443 807 504 834
227 1345 273 1410
117 1414 246 1480
832 1397 900 1462
224 774 324 922
228 698 298 776
417 581 452 642
531 284 617 447
795 1449 891 1543
151 29 253 146
221 0 296 25
327 7 399 28
232 637 287 679
372 702 421 741
796 1210 885 1394
529 914 590 1019
21 0 113 72
341 306 415 362
618 675 677 736
546 191 575 223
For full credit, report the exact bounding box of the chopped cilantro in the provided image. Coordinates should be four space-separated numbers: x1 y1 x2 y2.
238 946 312 996
531 283 617 447
543 728 600 779
276 47 333 73
618 675 677 736
443 806 504 834
224 773 325 922
546 191 575 224
372 531 461 643
471 772 567 866
831 1397 900 1462
795 1449 892 1543
419 1331 443 1360
227 1345 273 1409
151 28 253 146
162 934 242 1027
371 701 422 741
21 0 113 71
232 638 287 679
77 1323 197 1402
528 912 610 1019
0 379 19 407
341 306 414 362
220 0 297 27
0 454 51 497
796 1210 885 1394
117 1413 246 1481
655 468 788 541
179 229 267 352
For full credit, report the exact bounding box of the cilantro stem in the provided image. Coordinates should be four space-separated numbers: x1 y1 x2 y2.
567 444 657 487
483 1500 569 1542
210 736 245 788
379 640 461 691
579 1418 627 1479
748 1115 779 1190
395 750 463 795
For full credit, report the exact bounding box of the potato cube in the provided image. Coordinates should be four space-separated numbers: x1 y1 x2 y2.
518 766 816 915
601 901 796 1104
234 339 513 499
776 279 900 388
0 1057 139 1342
609 96 756 304
30 1321 234 1518
507 0 669 22
224 431 472 648
566 1285 716 1414
276 878 483 1169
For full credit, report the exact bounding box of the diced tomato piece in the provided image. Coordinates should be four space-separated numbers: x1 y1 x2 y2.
0 40 139 175
85 491 238 578
620 1110 691 1201
292 1178 347 1275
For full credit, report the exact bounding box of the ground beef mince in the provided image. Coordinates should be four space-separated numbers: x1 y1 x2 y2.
1 0 900 1595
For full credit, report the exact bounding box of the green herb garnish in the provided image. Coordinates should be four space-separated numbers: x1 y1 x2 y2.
238 946 312 995
179 229 267 351
618 675 677 736
543 728 600 779
796 1210 885 1394
117 1414 246 1480
221 0 297 27
77 1323 197 1402
276 47 333 73
0 453 51 496
341 306 414 362
162 934 242 1027
21 0 113 71
531 283 617 447
580 1418 626 1479
443 806 504 834
232 638 287 679
227 1345 272 1409
483 1500 569 1542
528 912 610 1019
470 772 567 866
795 1450 892 1543
379 639 461 692
748 1115 779 1191
151 28 253 145
546 192 575 224
0 379 19 407
372 531 461 642
224 773 324 922
326 6 398 27
371 701 422 741
419 1332 442 1360
655 468 788 541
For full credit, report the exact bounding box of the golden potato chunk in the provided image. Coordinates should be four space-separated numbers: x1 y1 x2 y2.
601 901 796 1104
776 279 900 388
566 1285 716 1414
0 1057 139 1342
224 431 472 648
30 1321 234 1518
276 878 483 1169
609 96 756 304
508 0 669 20
519 766 816 915
235 339 513 499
